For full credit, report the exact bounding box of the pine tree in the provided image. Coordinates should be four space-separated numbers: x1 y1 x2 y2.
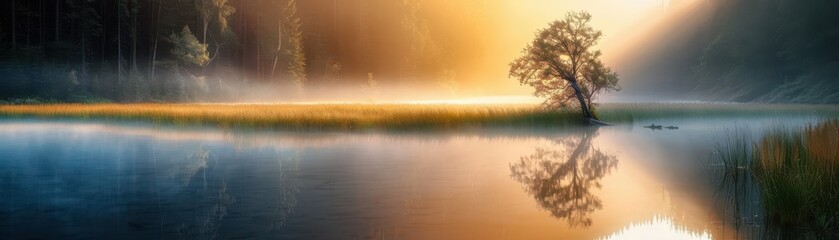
282 0 306 96
170 26 210 67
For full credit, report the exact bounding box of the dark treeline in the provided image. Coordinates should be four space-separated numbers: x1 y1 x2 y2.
616 0 839 103
0 0 492 102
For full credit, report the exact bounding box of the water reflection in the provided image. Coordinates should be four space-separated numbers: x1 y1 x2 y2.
270 151 301 230
2 116 827 239
170 146 210 186
510 127 618 227
0 127 302 239
707 156 764 239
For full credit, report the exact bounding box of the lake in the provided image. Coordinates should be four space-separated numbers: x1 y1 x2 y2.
0 113 830 239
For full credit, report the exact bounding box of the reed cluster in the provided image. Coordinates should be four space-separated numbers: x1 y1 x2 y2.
753 120 839 229
715 120 839 233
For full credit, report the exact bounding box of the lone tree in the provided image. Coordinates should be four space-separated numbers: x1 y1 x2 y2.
510 12 620 123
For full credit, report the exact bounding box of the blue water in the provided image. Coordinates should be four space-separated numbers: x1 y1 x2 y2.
0 114 828 239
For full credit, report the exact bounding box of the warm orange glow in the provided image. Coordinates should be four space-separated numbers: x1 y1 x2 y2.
601 0 706 64
0 118 743 239
600 216 712 240
482 0 687 94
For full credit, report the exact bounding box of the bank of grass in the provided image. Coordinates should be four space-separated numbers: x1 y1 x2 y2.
716 120 839 235
0 103 581 130
0 103 837 130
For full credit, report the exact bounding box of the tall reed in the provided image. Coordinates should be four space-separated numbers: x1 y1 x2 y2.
751 120 839 231
713 119 839 235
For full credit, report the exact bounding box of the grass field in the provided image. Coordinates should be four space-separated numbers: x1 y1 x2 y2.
0 103 837 130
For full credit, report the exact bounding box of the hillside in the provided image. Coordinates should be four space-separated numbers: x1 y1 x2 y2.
613 0 839 103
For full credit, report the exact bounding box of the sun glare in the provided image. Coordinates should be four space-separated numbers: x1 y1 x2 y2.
600 216 713 240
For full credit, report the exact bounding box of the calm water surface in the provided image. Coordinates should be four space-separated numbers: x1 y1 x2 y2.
0 115 828 239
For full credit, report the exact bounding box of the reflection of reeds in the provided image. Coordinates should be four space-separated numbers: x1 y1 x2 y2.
708 127 764 239
713 128 753 174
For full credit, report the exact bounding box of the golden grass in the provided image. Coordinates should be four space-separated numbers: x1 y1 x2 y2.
0 103 578 130
752 119 839 228
0 103 837 130
755 120 839 176
804 120 839 175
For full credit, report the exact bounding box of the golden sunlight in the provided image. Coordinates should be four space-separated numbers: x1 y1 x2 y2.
2 0 835 238
600 216 713 240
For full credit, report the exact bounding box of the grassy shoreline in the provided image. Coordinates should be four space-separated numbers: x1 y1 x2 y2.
0 103 579 130
0 103 838 130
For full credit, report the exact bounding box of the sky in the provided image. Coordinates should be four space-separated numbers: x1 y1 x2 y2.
500 0 673 50
241 0 694 100
463 0 691 96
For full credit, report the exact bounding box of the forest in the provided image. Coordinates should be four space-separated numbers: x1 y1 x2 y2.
0 0 495 103
3 0 838 104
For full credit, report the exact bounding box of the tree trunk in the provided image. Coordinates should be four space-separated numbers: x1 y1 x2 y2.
82 38 87 92
117 0 122 87
271 12 282 80
40 0 45 47
100 0 107 75
256 4 261 82
26 0 30 46
131 0 140 101
131 0 138 71
568 80 597 120
240 4 247 83
150 0 162 90
548 128 593 181
55 0 59 42
202 16 208 46
200 7 209 74
11 0 15 49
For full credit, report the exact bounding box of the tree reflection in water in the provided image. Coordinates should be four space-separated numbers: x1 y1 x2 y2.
271 150 301 231
510 127 618 227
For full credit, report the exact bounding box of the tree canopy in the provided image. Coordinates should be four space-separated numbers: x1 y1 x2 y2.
510 12 619 120
170 26 210 67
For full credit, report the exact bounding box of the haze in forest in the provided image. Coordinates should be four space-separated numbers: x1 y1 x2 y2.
2 0 837 103
0 0 681 103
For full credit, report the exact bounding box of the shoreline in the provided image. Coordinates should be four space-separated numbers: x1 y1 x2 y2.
0 103 837 130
